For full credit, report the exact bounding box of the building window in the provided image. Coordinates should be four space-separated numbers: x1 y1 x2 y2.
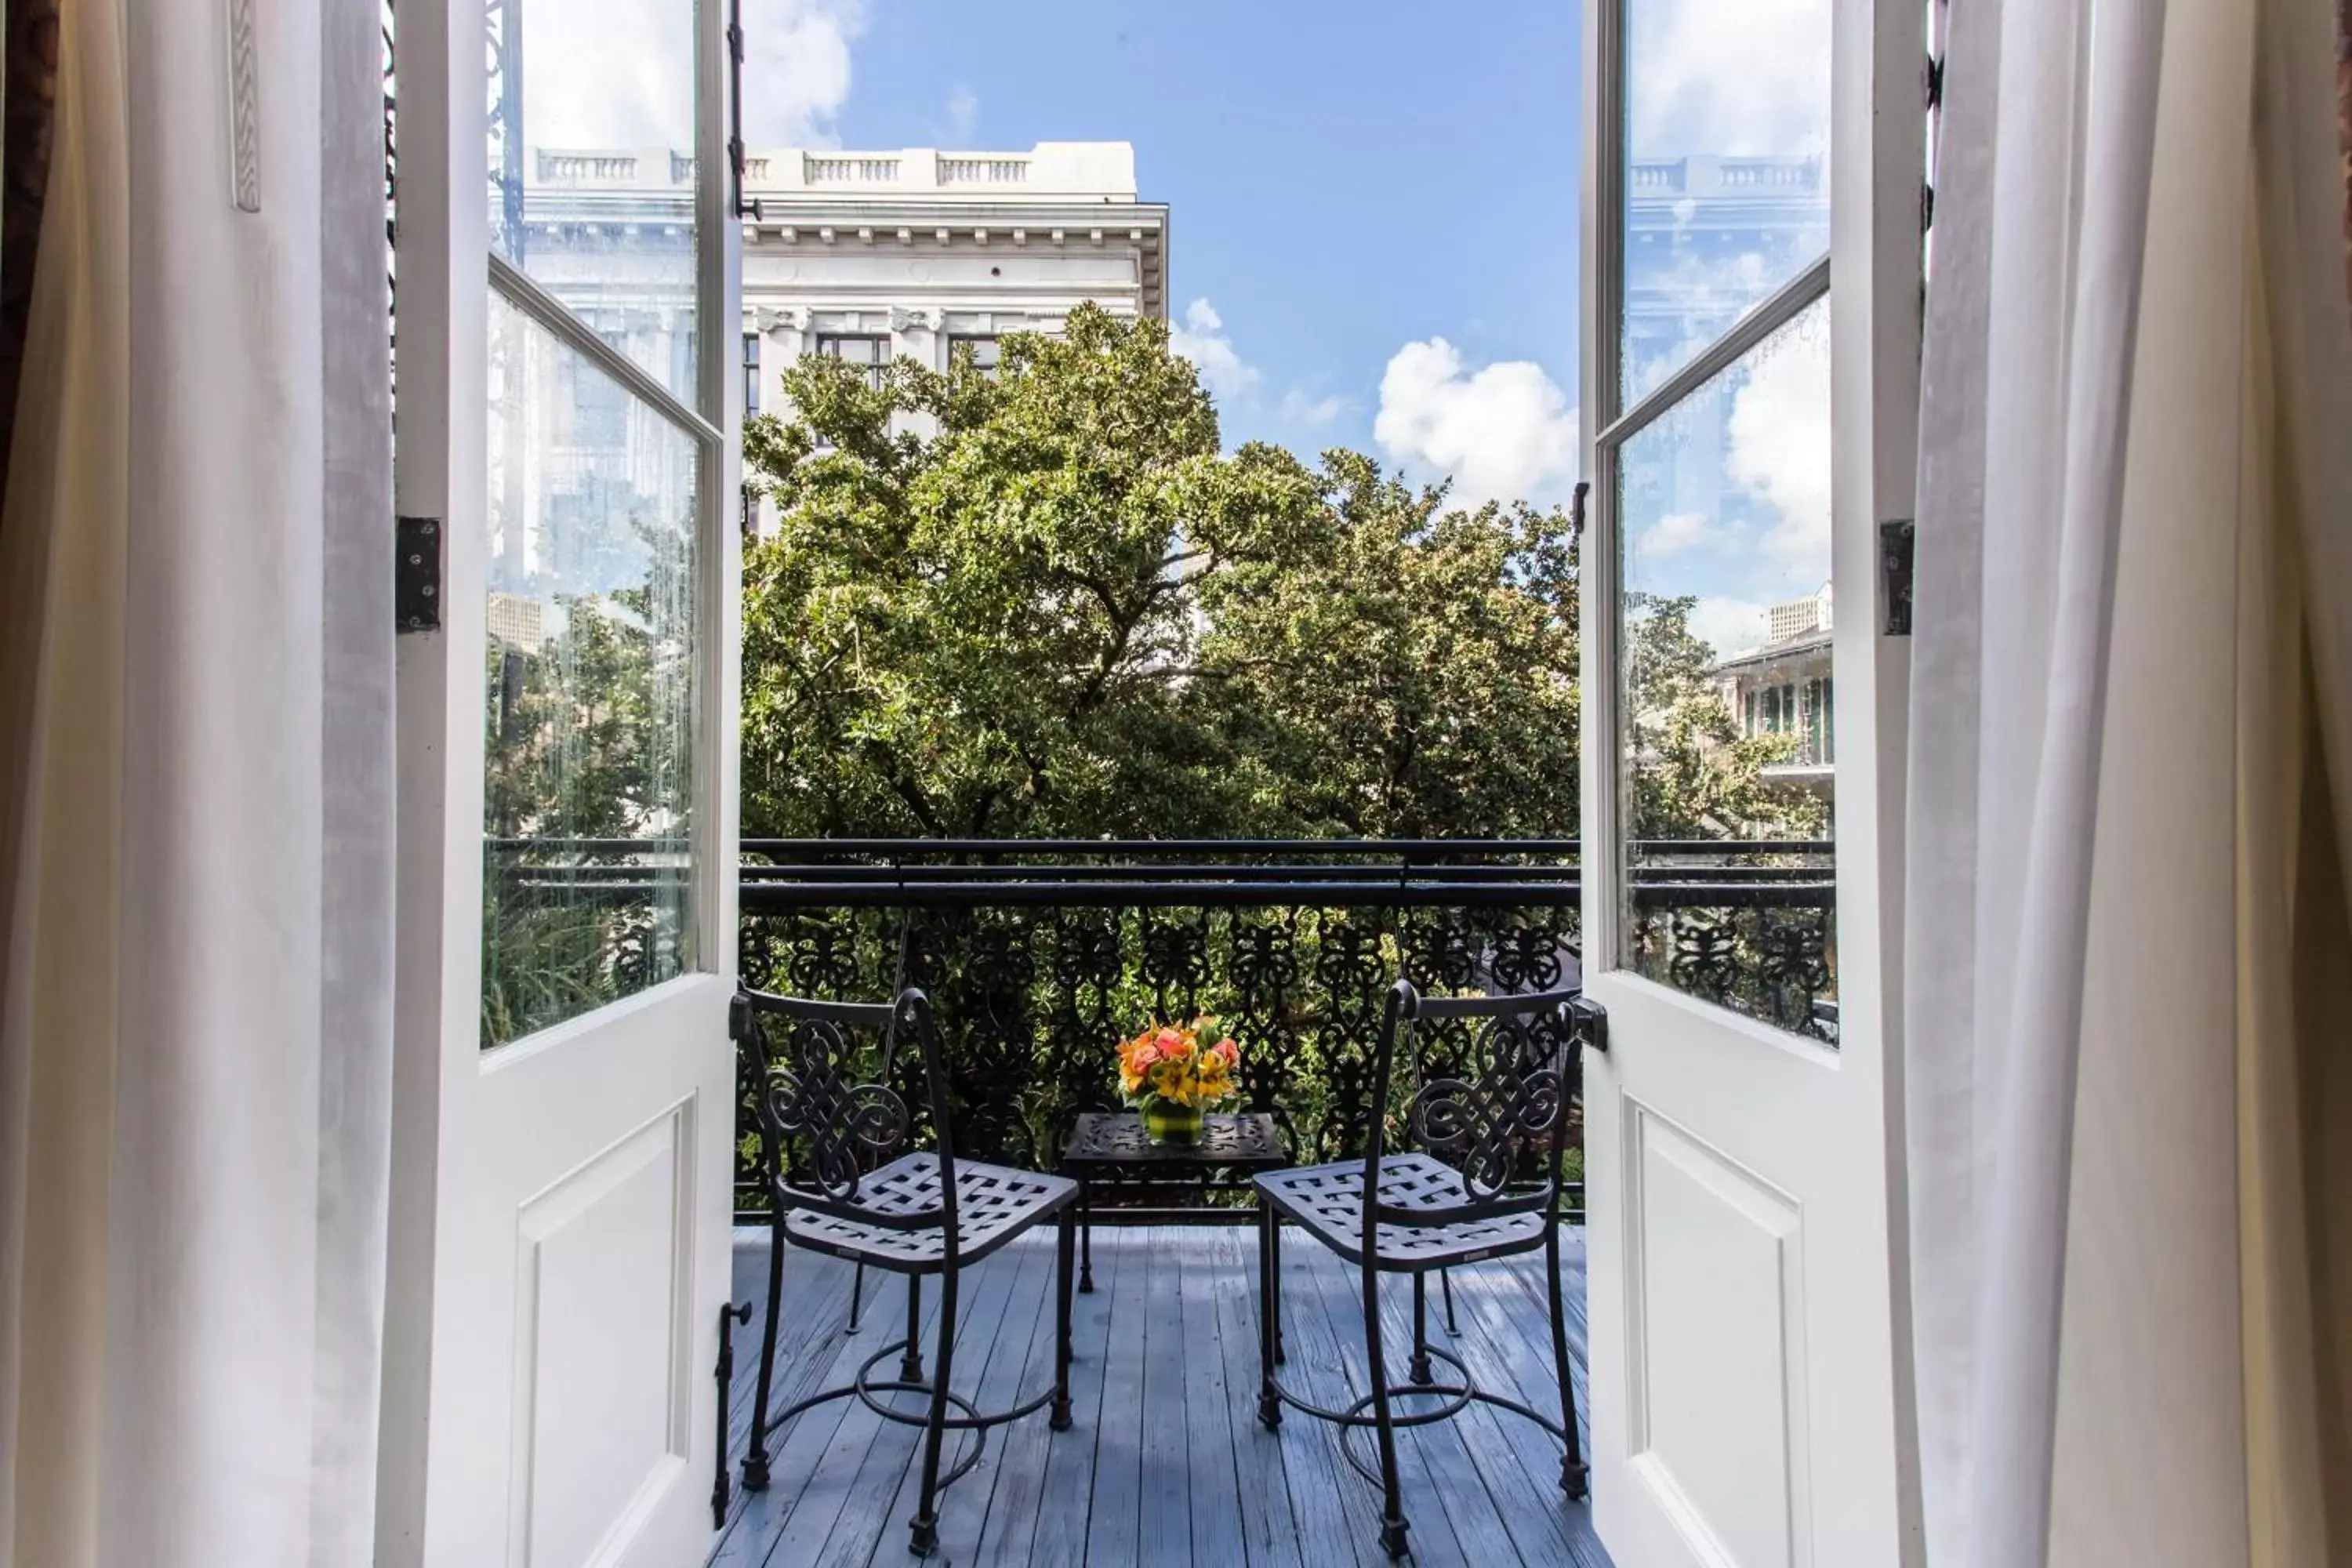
816 333 891 391
741 486 760 538
948 335 1002 377
742 332 761 414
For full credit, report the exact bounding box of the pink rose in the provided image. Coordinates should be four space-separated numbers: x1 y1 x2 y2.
1132 1042 1161 1068
1214 1037 1239 1065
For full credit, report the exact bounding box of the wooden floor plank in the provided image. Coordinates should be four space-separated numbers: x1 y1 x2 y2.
747 1272 946 1568
1266 1223 1395 1568
1137 1228 1198 1568
1205 1224 1306 1568
716 1235 855 1538
1177 1226 1247 1568
1018 1225 1130 1568
1368 1269 1553 1568
1084 1226 1154 1563
1441 1250 1613 1568
825 1249 1027 1566
914 1232 1062 1562
711 1246 866 1562
710 1225 1611 1568
1285 1240 1474 1568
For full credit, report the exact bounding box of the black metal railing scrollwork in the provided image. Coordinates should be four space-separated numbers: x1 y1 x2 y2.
481 837 1838 1218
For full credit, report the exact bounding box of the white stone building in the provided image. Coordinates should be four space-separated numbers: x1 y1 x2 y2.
736 143 1169 534
504 141 1168 535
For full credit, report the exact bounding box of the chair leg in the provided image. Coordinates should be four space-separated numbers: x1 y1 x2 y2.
1052 1207 1076 1430
1440 1268 1459 1335
1410 1272 1435 1385
899 1273 925 1383
741 1226 787 1492
847 1259 866 1334
1362 1266 1410 1559
1256 1204 1282 1429
907 1262 959 1557
1269 1207 1285 1366
1077 1180 1095 1293
1547 1219 1589 1501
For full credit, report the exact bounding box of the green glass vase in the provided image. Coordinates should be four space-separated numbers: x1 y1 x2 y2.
1142 1098 1203 1146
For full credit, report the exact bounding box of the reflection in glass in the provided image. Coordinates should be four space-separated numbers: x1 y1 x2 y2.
1617 297 1836 1040
1621 0 1831 402
482 293 700 1048
488 0 701 405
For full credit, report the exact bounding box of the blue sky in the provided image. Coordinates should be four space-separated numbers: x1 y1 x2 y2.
746 0 1586 508
713 0 1837 659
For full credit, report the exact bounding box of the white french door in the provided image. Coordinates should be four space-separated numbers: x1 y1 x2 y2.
1576 0 1921 1565
381 0 742 1563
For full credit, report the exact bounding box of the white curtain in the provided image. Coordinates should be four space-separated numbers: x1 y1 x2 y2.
0 0 397 1563
1904 0 2352 1561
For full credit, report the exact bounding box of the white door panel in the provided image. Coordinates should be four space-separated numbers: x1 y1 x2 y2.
383 0 742 1560
1578 0 1920 1564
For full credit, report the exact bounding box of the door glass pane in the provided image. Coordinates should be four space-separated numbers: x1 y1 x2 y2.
482 292 700 1048
487 0 701 405
1617 295 1835 1041
1621 0 1832 403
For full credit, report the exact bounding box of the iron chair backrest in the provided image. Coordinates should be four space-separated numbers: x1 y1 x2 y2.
730 985 960 1236
1364 977 1584 1229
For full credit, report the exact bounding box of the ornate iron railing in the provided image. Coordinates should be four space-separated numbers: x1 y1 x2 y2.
725 838 1836 1218
477 837 1837 1214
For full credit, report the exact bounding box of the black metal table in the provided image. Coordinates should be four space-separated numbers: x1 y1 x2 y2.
1061 1112 1288 1291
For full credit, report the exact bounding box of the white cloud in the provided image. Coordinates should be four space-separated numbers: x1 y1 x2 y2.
1171 299 1263 403
1725 314 1832 573
522 0 863 151
946 86 980 143
1373 339 1577 510
1687 596 1772 660
1279 389 1348 428
1642 510 1715 557
1628 0 1830 158
742 0 866 146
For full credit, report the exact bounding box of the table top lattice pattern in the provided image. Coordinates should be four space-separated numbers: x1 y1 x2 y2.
1062 1111 1287 1172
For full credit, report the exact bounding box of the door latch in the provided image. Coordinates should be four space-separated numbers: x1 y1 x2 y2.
396 515 442 633
1880 518 1916 636
1567 995 1608 1054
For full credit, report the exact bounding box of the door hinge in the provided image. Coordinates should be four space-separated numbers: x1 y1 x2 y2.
727 0 763 222
396 515 442 633
1881 518 1916 636
1567 994 1608 1055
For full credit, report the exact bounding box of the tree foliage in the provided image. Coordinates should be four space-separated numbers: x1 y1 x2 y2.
742 302 1805 844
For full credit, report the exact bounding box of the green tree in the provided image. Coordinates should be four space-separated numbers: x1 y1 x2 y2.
1196 451 1581 837
742 301 1806 844
742 304 1319 838
1624 593 1820 839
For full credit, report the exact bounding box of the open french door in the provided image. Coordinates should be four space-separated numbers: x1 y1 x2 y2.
1576 0 1922 1564
379 0 743 1562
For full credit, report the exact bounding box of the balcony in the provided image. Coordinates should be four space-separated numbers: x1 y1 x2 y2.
713 1223 1607 1567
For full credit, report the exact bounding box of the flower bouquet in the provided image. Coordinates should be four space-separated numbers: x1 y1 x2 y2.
1116 1018 1241 1145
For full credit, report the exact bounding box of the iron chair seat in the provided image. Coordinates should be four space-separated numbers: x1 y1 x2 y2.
782 1153 1077 1273
732 985 1079 1559
1254 1153 1550 1272
1252 977 1593 1561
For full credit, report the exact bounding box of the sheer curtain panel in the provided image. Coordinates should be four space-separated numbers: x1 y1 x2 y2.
1903 0 2352 1563
0 1 397 1565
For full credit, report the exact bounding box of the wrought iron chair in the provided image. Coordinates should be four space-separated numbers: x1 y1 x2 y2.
1252 976 1589 1560
733 985 1080 1558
